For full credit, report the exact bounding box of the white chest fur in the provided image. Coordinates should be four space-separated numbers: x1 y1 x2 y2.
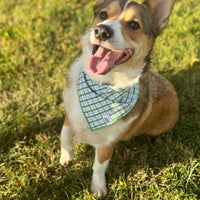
64 58 138 146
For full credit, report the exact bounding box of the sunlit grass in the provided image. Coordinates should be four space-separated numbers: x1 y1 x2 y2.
0 0 200 199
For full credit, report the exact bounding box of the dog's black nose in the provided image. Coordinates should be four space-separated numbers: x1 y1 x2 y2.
94 25 113 41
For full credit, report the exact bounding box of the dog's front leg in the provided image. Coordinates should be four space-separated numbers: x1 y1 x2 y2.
60 114 74 166
91 144 114 198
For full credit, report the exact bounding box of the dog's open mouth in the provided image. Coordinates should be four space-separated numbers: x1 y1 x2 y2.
88 45 134 75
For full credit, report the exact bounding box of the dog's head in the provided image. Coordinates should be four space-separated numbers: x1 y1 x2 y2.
81 0 174 86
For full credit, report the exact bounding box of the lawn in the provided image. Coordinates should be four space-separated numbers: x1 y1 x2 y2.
0 0 200 199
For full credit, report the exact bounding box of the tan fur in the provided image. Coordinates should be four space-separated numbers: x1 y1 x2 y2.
66 76 71 88
97 144 115 164
120 5 154 69
64 114 71 126
123 6 141 22
119 71 178 141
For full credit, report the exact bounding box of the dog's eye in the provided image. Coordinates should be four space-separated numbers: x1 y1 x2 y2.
99 11 108 20
129 21 140 30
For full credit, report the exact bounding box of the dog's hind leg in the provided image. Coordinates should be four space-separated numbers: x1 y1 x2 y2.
60 114 74 166
91 143 114 198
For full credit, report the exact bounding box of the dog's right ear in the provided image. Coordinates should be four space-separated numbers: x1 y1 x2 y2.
144 0 175 36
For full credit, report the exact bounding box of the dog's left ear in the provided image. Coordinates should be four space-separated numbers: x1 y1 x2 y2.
144 0 175 36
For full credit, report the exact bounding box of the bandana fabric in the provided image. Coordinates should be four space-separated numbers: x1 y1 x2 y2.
77 70 139 131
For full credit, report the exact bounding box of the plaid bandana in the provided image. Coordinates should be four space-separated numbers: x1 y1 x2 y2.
77 70 139 131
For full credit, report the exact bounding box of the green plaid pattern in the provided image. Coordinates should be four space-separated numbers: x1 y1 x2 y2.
77 70 139 131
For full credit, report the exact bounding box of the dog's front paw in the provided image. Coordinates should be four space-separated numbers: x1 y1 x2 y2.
90 174 107 198
59 148 74 166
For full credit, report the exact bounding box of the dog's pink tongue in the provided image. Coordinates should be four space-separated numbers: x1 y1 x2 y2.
88 46 121 75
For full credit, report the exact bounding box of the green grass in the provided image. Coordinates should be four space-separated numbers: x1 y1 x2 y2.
0 0 200 199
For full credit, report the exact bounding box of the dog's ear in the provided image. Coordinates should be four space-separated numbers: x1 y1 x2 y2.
144 0 175 36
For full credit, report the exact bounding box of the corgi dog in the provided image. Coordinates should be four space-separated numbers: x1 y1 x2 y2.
59 0 179 198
